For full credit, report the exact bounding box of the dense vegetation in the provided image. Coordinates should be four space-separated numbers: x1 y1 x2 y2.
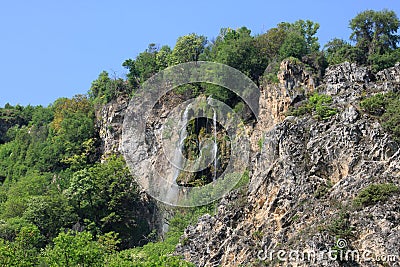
0 9 399 266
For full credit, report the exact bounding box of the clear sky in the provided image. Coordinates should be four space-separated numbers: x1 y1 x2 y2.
1 0 400 107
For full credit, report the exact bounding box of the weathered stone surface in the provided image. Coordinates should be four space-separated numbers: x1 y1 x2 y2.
176 62 400 267
252 59 315 153
94 61 400 266
96 95 130 156
277 59 317 91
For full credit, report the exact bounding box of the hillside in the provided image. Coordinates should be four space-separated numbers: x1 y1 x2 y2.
0 9 399 267
175 61 400 266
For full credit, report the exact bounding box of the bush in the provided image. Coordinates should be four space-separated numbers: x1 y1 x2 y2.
360 93 388 116
368 49 400 72
263 61 281 84
326 211 354 239
105 206 213 266
354 183 399 207
382 97 400 142
40 230 116 267
287 93 337 120
360 92 400 141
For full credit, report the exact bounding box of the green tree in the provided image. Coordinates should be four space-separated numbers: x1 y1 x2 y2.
89 71 132 103
0 225 42 266
291 19 320 53
350 9 400 64
133 43 160 82
279 31 308 59
65 156 149 249
123 44 172 87
40 230 116 267
256 26 287 62
324 38 364 65
22 194 77 240
170 33 207 64
271 20 320 60
211 27 268 83
88 71 111 100
156 45 172 70
49 95 97 170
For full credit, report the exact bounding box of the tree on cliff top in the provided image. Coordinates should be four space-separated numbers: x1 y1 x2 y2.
350 9 400 67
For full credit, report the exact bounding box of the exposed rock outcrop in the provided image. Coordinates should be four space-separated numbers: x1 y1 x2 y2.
96 95 130 156
277 58 317 91
176 62 400 267
94 61 400 266
252 59 315 152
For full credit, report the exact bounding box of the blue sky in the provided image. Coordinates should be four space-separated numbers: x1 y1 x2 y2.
1 0 400 107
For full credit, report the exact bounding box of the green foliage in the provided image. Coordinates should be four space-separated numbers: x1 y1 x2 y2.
210 27 268 83
40 230 117 267
368 48 400 72
382 95 400 142
170 33 207 64
302 51 328 78
0 224 42 266
0 173 52 218
203 83 236 104
256 27 286 62
156 45 172 70
233 169 250 189
314 180 333 199
89 71 133 104
288 93 337 120
134 44 160 81
65 155 148 249
106 249 194 267
326 211 354 239
0 95 149 256
360 93 388 115
360 92 400 141
22 194 77 240
49 95 97 170
323 9 400 70
309 93 338 120
324 38 364 65
276 20 320 60
258 136 265 151
262 61 280 84
105 206 213 266
291 19 320 52
0 217 37 242
350 9 400 62
279 31 308 59
353 183 399 207
122 44 172 88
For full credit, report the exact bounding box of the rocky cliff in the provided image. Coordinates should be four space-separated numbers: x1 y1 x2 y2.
95 61 400 266
175 62 400 267
95 95 130 157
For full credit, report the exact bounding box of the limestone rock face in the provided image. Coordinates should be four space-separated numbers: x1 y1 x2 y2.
277 59 316 91
376 62 400 83
96 95 130 156
94 61 400 266
252 59 315 153
176 62 400 267
324 61 373 85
